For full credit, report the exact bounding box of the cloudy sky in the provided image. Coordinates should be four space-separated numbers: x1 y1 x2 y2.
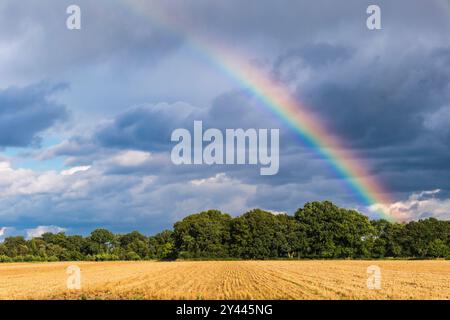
0 0 450 238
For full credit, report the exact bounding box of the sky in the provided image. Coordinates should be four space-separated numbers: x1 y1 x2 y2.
0 0 450 238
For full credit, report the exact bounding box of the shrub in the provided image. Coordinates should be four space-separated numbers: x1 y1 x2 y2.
177 251 192 259
47 255 59 262
22 255 44 262
92 253 120 261
12 256 24 262
0 255 12 263
125 251 141 261
427 239 449 258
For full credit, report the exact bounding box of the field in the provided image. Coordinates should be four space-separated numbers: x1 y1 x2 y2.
0 260 449 300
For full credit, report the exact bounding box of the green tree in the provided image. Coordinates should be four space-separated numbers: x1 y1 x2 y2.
273 214 306 258
400 218 449 257
230 209 280 259
88 229 116 254
149 230 176 260
427 239 449 258
295 201 375 258
118 231 150 259
3 236 29 257
173 210 231 258
371 220 405 257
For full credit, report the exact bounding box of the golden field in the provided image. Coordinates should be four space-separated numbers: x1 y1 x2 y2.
0 260 448 300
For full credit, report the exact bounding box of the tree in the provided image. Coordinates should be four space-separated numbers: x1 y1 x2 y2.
400 218 449 258
149 230 176 260
88 229 116 254
230 209 281 259
3 236 29 257
427 239 449 258
295 201 375 258
371 220 404 257
118 231 149 259
173 210 231 258
0 202 448 262
273 214 306 258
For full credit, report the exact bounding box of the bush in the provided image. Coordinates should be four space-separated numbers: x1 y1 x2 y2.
47 255 59 262
22 255 45 262
0 255 12 262
59 250 84 261
177 251 192 259
427 239 449 258
12 256 24 262
92 253 120 261
125 251 141 261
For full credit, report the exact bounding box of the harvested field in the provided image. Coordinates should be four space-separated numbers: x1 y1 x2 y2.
0 260 448 300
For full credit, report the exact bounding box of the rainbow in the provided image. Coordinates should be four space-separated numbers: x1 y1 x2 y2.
121 0 396 220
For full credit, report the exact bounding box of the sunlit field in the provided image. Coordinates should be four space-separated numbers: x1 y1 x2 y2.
0 260 449 300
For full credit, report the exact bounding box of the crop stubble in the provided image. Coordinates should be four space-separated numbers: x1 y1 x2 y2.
0 260 448 299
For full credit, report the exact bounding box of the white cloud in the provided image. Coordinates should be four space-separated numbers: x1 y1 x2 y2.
266 210 288 215
181 173 257 218
0 161 101 205
0 161 11 171
369 189 450 221
0 227 14 242
190 173 228 186
61 165 91 176
0 162 65 196
112 150 151 167
0 157 259 228
26 225 66 239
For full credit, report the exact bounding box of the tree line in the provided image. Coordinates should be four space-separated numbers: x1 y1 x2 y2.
0 201 449 262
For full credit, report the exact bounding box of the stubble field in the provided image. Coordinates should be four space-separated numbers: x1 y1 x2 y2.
0 260 448 300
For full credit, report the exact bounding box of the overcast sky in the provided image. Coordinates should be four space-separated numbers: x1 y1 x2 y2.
1 0 450 238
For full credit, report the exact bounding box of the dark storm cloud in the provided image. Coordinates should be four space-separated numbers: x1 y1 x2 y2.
82 86 336 191
272 43 450 147
0 0 182 86
95 102 197 152
0 82 68 147
272 42 450 196
94 86 297 153
51 40 450 200
274 44 354 74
